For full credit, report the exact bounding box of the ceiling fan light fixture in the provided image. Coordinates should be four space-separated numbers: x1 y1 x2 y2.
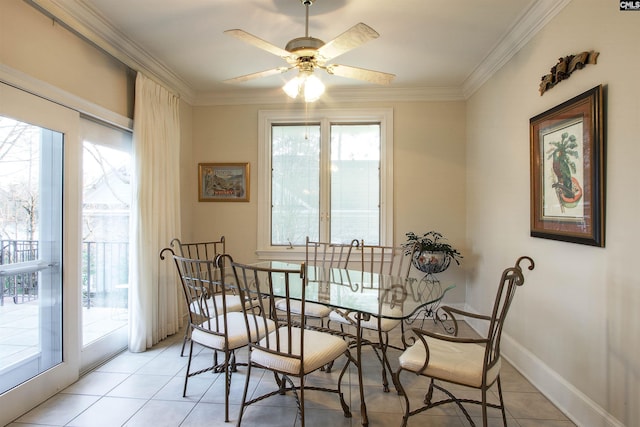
224 0 394 92
302 74 325 102
282 72 325 102
282 75 303 99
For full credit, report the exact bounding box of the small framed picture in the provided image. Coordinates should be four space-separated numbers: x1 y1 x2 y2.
198 162 250 202
530 85 605 246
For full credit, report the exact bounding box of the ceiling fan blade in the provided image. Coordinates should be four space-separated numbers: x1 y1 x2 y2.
316 23 379 63
224 67 292 84
224 29 293 60
325 64 395 85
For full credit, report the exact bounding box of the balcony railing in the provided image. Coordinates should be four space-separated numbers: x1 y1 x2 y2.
1 239 129 308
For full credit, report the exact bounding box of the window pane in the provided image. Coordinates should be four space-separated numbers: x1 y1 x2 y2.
331 124 380 244
81 119 131 346
0 116 63 393
271 124 320 245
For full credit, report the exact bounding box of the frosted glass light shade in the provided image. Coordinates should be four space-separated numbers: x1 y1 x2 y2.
282 72 325 102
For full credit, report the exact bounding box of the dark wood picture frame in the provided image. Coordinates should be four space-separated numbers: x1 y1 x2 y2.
198 162 250 202
530 85 605 246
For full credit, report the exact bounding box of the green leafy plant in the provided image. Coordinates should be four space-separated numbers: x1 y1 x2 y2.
402 231 463 265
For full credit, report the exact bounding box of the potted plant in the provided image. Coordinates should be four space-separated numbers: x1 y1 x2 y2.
402 231 463 274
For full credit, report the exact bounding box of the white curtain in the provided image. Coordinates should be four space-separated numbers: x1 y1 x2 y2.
129 72 182 352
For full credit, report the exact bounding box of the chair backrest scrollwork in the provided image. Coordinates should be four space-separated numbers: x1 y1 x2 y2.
485 256 535 369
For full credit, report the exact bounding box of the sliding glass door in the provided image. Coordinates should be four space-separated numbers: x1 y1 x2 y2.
0 83 81 423
0 115 64 393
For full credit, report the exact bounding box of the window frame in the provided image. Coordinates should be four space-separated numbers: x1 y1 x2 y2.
257 108 393 260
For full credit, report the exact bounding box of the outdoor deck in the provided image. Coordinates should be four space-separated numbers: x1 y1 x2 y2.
0 296 127 372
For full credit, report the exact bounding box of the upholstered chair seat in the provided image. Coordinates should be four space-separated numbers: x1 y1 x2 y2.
399 337 500 388
395 256 535 427
251 327 348 374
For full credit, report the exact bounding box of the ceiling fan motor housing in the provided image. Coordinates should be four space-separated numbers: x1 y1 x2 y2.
285 36 324 55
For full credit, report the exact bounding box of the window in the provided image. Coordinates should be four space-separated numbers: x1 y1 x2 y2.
257 108 393 259
80 117 132 348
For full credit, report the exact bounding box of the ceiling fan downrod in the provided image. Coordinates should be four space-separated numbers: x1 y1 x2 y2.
301 0 313 38
285 0 323 54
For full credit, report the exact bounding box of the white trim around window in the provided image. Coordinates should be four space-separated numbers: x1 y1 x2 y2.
256 108 394 261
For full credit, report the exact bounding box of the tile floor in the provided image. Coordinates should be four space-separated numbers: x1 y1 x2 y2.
6 322 577 427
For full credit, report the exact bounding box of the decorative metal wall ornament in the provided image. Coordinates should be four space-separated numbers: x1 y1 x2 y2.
539 50 599 95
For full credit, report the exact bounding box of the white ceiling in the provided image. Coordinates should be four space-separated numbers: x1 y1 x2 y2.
40 0 569 104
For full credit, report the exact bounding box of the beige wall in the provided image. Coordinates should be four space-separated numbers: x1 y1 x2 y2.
466 1 639 426
188 101 468 301
1 0 195 235
0 1 133 119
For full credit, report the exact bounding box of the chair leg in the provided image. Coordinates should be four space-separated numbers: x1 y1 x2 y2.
425 378 434 404
274 372 286 394
180 328 190 357
183 341 194 397
231 350 238 372
299 376 305 427
375 328 391 392
481 387 488 427
496 376 508 427
224 350 230 423
336 351 353 418
236 361 252 427
396 369 410 427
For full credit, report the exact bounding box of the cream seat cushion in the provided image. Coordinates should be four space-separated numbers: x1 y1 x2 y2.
398 336 500 388
251 327 348 375
189 295 256 318
211 293 259 312
191 312 276 351
275 299 332 318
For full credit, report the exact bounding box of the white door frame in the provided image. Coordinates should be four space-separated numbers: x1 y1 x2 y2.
0 82 82 426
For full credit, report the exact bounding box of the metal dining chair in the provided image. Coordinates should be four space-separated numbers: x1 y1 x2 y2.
396 256 535 427
274 237 359 328
328 242 412 392
166 237 227 356
163 250 276 422
221 255 355 427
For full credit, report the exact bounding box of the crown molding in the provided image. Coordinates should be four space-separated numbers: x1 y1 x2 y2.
462 0 572 98
27 0 195 104
27 0 570 106
192 86 466 106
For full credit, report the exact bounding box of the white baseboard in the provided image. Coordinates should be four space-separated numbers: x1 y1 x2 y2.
501 334 624 427
458 304 623 427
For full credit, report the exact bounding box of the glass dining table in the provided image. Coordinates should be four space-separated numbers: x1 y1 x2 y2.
251 261 454 426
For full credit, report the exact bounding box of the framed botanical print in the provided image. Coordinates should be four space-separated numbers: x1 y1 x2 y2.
530 85 605 246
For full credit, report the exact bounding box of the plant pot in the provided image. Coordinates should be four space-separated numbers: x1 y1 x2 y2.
412 250 451 274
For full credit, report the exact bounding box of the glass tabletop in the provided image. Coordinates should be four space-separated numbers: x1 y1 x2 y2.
251 261 454 320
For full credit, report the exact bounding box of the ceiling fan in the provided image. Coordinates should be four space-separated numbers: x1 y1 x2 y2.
223 0 395 101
